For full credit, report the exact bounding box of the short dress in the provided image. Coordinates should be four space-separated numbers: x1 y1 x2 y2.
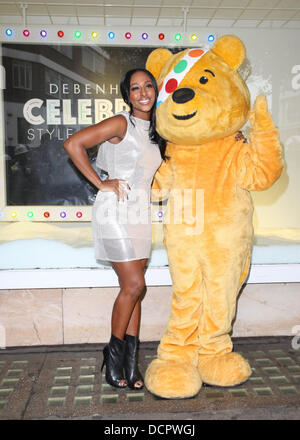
92 111 162 262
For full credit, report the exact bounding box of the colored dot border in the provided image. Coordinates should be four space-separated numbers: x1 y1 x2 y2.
1 25 216 46
0 24 216 222
0 207 91 222
0 206 165 222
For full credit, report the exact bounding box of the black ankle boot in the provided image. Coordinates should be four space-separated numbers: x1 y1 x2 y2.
124 334 144 390
101 334 127 388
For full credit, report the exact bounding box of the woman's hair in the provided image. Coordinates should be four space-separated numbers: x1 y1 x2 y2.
120 68 167 161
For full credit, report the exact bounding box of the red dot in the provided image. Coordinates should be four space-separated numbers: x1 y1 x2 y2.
76 211 83 218
58 30 64 38
44 211 50 218
165 78 178 94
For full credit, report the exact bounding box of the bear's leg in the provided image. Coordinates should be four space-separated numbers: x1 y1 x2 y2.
145 243 202 399
197 250 252 387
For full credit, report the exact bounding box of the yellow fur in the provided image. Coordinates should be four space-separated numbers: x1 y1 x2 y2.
145 35 283 398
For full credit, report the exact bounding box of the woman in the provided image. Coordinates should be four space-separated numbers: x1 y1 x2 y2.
63 69 166 390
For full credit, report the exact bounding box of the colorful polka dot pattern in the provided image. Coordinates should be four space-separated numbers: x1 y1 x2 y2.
156 48 208 108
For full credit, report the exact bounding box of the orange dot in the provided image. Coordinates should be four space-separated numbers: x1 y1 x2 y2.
158 82 163 92
188 49 204 57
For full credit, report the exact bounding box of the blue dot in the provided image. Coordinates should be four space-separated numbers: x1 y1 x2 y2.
156 101 162 108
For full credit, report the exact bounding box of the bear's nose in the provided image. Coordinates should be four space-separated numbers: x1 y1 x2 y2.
172 88 195 103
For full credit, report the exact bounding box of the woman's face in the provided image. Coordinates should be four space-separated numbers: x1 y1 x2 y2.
129 71 156 120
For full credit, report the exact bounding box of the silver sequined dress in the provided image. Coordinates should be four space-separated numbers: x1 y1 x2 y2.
92 111 162 262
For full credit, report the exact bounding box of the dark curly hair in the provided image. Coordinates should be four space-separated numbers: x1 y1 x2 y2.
120 68 167 161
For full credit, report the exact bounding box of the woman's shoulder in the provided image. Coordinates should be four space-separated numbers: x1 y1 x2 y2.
98 112 128 137
108 112 128 125
113 111 130 122
109 112 129 131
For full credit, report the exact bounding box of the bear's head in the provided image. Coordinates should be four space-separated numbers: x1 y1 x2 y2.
146 35 250 145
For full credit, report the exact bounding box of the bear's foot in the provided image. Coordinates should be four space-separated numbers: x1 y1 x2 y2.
145 359 202 399
198 352 252 387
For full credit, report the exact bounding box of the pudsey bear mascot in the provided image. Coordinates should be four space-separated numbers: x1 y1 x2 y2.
145 35 283 399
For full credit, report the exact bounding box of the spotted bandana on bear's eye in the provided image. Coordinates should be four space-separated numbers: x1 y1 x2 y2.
157 48 209 108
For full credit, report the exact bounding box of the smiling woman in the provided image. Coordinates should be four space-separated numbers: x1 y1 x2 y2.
63 68 166 392
128 71 156 119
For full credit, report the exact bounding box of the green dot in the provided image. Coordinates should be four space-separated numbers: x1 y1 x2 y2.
174 59 188 73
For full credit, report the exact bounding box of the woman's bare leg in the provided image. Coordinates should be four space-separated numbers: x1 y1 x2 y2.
111 258 148 340
125 258 148 337
111 258 148 388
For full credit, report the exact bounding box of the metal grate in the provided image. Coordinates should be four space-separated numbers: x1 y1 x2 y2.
0 337 299 419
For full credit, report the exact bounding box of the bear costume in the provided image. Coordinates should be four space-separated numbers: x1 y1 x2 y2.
145 35 283 399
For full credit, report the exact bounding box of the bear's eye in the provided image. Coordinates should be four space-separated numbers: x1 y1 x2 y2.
199 76 208 84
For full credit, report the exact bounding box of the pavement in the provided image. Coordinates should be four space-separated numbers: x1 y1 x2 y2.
0 336 299 421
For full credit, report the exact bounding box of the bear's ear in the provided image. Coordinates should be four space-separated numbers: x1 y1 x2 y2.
212 35 246 70
146 48 173 80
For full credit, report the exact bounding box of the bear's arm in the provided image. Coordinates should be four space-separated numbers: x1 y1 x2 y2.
151 158 173 202
236 127 283 191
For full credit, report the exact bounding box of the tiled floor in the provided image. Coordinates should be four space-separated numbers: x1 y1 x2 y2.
0 337 299 420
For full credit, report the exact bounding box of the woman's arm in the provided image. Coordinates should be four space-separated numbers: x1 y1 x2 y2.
63 115 130 200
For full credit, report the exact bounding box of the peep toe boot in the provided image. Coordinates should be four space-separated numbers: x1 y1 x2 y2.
124 334 144 390
101 334 127 388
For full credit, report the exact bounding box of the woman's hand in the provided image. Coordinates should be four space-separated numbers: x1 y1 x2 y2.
235 130 248 143
100 178 131 201
63 115 127 192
